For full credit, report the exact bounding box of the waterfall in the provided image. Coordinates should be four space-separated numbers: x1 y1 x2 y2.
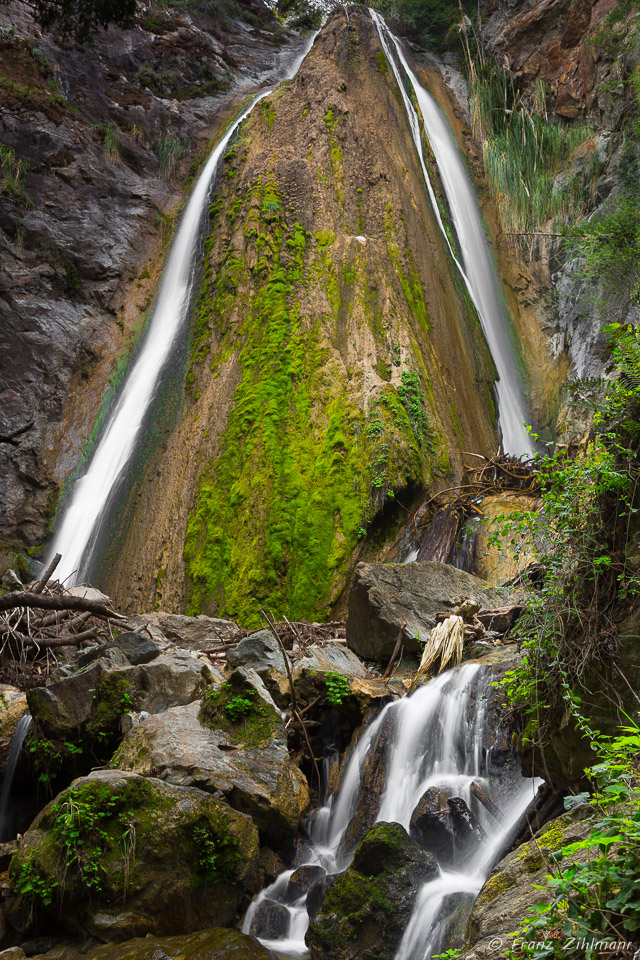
370 11 534 459
47 35 318 587
242 665 542 959
0 713 32 842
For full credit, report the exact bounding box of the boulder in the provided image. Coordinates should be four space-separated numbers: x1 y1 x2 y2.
113 672 309 845
126 612 242 650
27 651 210 745
90 928 276 959
7 770 261 941
110 632 161 665
0 686 28 767
306 875 337 919
248 898 290 939
346 562 511 660
227 630 290 676
293 644 368 679
307 822 437 960
409 787 455 864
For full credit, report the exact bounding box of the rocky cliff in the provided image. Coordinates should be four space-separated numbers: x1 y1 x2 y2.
0 0 303 570
101 9 498 622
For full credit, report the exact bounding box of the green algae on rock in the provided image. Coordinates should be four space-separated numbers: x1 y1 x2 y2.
90 927 276 960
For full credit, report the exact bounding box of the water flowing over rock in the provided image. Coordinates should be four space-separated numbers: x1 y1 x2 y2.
242 664 541 958
307 822 438 960
346 561 513 659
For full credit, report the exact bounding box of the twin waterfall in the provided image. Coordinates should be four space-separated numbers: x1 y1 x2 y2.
244 665 540 958
44 16 539 957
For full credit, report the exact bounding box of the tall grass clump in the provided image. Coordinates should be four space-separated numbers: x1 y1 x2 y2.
470 63 592 234
0 142 29 200
153 129 186 177
99 123 121 164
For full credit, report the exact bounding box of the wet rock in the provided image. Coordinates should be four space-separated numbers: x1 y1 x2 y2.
448 796 486 849
89 927 276 960
6 770 261 941
0 841 18 872
0 948 26 960
0 686 29 767
409 787 455 864
285 864 325 903
340 721 390 852
113 673 309 845
306 875 337 919
227 629 290 676
248 898 290 939
308 822 437 960
346 562 512 660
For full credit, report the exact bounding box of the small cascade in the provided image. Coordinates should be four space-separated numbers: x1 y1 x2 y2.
47 35 318 586
0 713 32 842
370 11 534 459
243 665 542 959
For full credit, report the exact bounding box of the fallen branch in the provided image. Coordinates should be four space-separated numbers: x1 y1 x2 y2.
383 620 405 680
0 590 124 618
471 781 504 821
32 553 61 595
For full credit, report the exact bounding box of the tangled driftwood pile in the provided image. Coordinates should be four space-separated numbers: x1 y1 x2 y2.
0 554 124 679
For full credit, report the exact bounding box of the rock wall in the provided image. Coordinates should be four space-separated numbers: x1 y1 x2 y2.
0 0 303 570
104 9 499 623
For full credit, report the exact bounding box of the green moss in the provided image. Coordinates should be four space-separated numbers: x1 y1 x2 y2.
376 50 388 75
87 672 134 740
199 677 279 749
476 869 512 907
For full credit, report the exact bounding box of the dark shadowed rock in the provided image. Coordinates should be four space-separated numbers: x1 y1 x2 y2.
306 875 338 919
409 786 456 864
346 562 512 660
285 864 326 903
248 898 290 940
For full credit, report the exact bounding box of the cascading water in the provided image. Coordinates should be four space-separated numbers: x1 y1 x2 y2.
0 713 32 842
46 36 318 586
243 664 542 959
370 11 533 459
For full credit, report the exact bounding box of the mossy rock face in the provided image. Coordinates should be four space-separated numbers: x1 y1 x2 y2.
91 927 275 960
307 821 437 960
199 668 280 749
7 770 261 941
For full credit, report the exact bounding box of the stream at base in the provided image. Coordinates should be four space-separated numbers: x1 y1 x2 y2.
243 664 542 959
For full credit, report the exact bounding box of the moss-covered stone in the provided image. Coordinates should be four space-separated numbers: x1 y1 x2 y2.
307 821 437 960
90 927 276 960
199 673 279 749
7 770 260 941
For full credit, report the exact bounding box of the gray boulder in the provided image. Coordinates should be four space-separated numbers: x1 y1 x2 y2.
113 674 309 843
227 629 290 675
346 561 512 660
27 650 210 743
126 612 241 649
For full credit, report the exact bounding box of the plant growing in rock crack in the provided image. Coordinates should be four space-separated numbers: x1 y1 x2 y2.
324 672 351 705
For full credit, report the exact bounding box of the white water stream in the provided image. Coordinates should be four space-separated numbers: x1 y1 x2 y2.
47 36 318 586
243 664 542 959
371 11 533 458
0 713 32 842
